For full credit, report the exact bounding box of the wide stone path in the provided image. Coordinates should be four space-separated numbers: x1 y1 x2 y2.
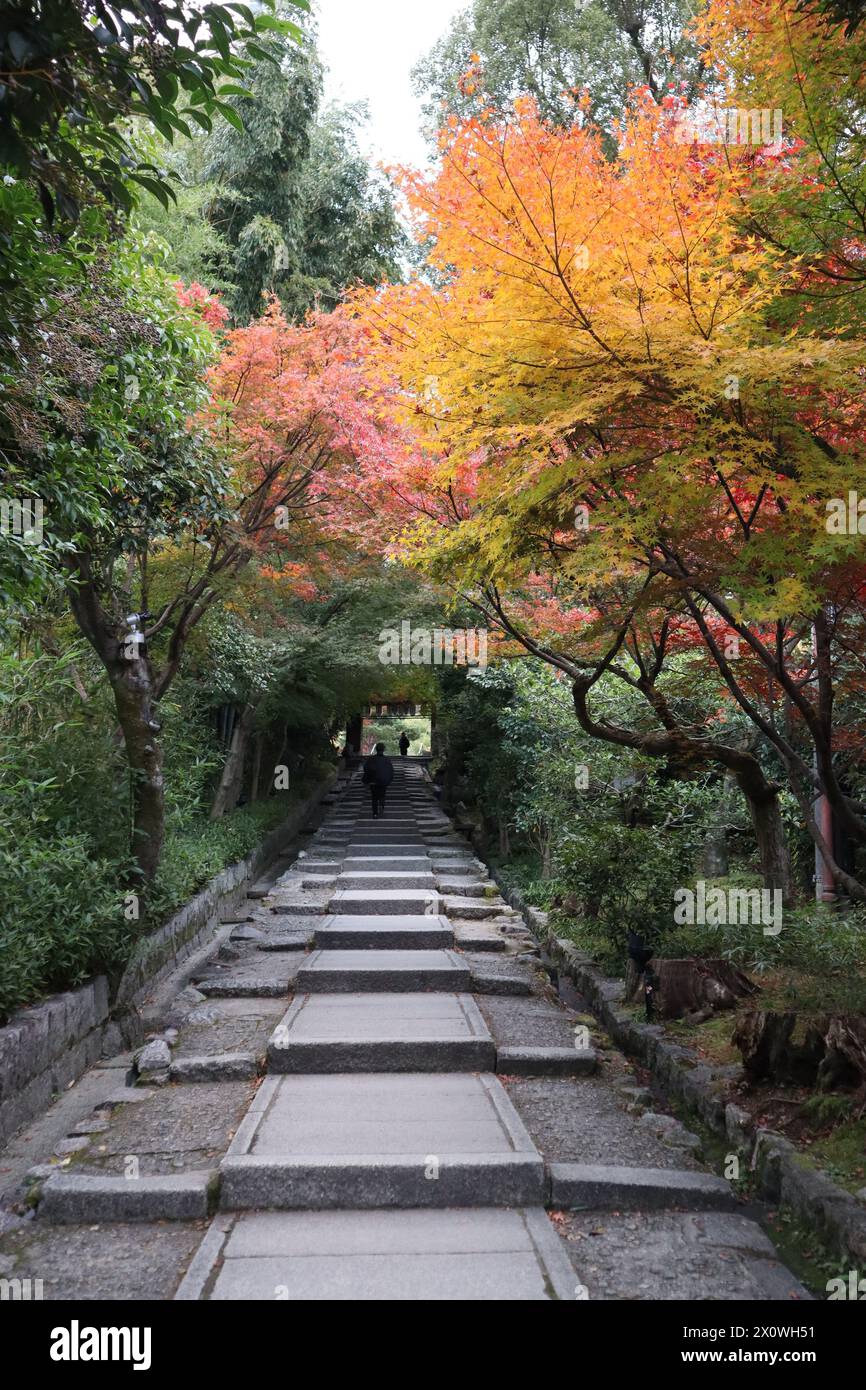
0 760 810 1301
180 762 573 1299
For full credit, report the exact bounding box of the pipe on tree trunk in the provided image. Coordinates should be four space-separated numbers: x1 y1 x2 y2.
109 660 165 891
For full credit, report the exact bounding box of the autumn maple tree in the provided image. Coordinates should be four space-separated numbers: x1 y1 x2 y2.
356 73 866 897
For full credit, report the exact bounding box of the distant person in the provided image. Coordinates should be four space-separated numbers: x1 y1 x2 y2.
362 741 394 817
398 731 410 758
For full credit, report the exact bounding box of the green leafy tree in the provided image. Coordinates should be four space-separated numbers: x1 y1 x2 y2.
1 231 230 889
0 0 304 221
201 30 319 321
282 100 407 319
199 33 405 321
412 0 702 141
798 0 866 34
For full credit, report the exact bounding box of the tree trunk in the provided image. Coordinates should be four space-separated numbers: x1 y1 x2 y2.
739 780 793 900
108 658 165 889
702 772 734 877
732 1010 797 1081
210 703 257 819
541 834 552 880
498 816 510 857
569 676 795 899
702 822 729 878
249 731 263 803
270 721 289 797
823 1016 866 1090
624 959 642 1002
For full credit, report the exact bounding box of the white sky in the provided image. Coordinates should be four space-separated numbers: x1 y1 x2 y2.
315 0 468 171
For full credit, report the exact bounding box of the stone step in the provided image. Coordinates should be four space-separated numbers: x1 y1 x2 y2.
347 831 427 842
330 818 415 826
328 889 443 917
495 1047 597 1077
219 1073 545 1210
40 1171 214 1223
296 949 470 993
335 803 400 810
471 970 531 996
257 934 314 952
336 872 438 890
315 914 454 950
435 868 486 883
176 1207 575 1301
269 901 326 918
267 993 494 1072
344 843 429 855
547 1164 737 1212
196 975 292 998
342 856 431 871
443 896 505 919
342 841 428 852
170 1053 261 1082
453 929 507 952
436 878 492 897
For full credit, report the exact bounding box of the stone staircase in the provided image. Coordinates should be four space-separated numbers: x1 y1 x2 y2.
187 759 577 1297
30 759 807 1302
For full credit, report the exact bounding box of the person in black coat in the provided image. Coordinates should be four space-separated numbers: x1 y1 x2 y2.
362 742 394 817
398 731 410 757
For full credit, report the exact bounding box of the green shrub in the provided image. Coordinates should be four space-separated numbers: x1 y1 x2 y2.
148 797 294 921
553 821 697 972
0 835 133 1022
0 765 332 1021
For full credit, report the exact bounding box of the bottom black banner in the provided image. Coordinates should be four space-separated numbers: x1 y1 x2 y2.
1 1295 860 1373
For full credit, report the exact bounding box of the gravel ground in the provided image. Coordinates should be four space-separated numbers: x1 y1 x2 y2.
505 1076 704 1169
555 1208 811 1301
64 1081 255 1177
478 994 579 1048
172 997 285 1060
0 1219 204 1300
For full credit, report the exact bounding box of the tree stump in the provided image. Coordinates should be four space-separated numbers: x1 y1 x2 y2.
733 1010 797 1081
733 1010 832 1084
823 1016 866 1091
654 958 758 1020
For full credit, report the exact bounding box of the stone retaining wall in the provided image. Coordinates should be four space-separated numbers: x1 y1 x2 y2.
0 978 111 1153
0 774 334 1150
